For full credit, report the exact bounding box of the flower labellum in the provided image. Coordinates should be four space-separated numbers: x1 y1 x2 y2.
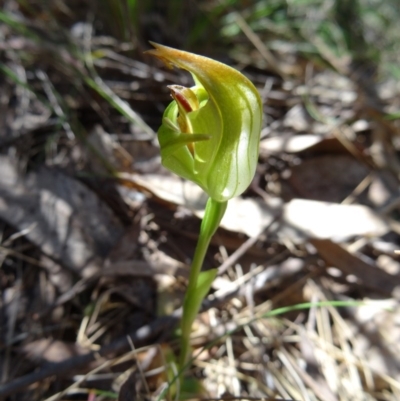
146 42 262 202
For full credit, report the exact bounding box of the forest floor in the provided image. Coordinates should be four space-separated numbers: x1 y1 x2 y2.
1 1 400 400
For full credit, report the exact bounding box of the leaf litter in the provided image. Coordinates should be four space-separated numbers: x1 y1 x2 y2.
1 1 400 400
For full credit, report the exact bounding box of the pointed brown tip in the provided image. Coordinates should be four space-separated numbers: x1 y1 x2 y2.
144 42 176 69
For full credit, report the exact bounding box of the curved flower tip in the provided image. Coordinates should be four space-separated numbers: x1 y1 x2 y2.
146 42 263 203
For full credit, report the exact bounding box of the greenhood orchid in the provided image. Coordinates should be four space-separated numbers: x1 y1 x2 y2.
146 43 263 380
146 42 262 202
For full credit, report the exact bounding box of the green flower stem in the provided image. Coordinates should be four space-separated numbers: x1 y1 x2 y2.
179 198 227 370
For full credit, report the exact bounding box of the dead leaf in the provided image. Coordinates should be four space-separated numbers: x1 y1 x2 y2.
118 172 208 210
0 156 124 275
260 134 326 154
311 239 398 294
282 199 388 242
289 155 369 202
283 104 311 131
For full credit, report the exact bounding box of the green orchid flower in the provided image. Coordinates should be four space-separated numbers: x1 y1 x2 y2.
146 42 262 202
146 43 263 381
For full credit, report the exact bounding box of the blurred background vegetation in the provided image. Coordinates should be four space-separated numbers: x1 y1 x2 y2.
1 0 400 131
1 0 399 173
